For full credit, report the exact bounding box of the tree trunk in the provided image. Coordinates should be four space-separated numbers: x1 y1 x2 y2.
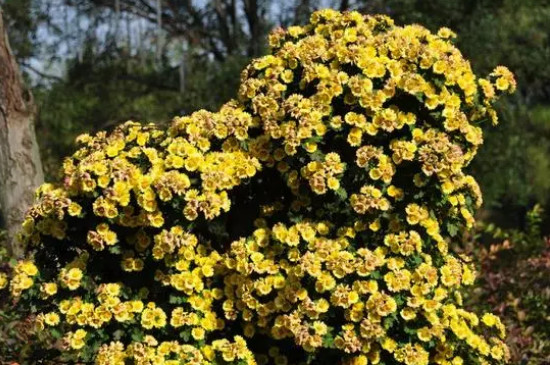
0 10 44 258
155 0 163 67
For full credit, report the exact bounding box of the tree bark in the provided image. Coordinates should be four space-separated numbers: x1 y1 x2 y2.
0 10 44 258
243 0 261 57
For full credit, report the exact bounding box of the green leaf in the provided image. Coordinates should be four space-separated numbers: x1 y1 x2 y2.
131 329 144 342
383 316 395 330
309 150 325 161
335 188 348 201
447 222 459 237
113 329 124 340
394 294 406 306
179 329 191 342
108 245 121 254
169 295 184 304
50 327 62 339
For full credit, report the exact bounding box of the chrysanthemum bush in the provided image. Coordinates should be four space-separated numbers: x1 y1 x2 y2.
0 9 516 365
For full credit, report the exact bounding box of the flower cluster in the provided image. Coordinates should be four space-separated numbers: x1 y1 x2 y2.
1 9 514 365
224 222 507 364
94 335 255 365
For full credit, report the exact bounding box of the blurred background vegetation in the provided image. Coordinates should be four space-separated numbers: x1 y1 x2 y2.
2 0 549 230
0 0 549 362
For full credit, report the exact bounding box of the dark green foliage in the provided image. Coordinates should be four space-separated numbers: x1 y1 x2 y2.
35 49 248 179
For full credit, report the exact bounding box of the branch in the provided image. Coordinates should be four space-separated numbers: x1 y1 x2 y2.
182 0 226 61
213 0 235 54
20 63 64 82
242 0 260 56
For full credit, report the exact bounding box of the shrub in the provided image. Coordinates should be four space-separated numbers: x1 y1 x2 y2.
465 206 550 364
0 235 35 362
0 9 516 365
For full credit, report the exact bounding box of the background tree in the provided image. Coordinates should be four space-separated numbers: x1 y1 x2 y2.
0 8 43 257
